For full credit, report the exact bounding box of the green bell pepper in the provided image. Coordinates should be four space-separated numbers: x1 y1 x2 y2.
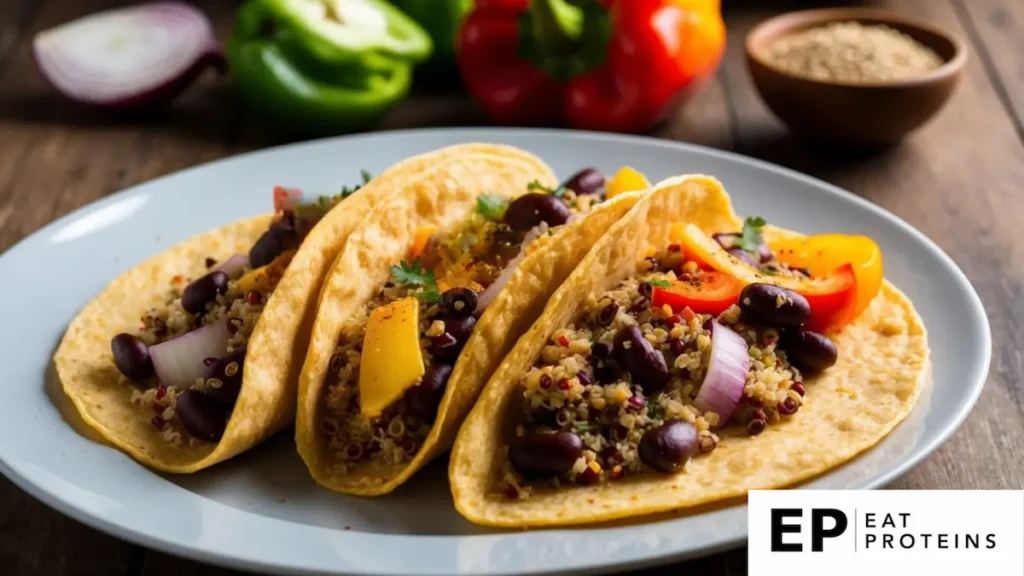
388 0 471 65
228 0 432 137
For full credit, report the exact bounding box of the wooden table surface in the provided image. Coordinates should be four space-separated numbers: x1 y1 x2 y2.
2 0 1022 574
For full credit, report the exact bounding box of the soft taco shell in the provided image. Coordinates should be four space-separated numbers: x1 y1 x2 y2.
297 172 645 495
54 143 553 473
450 175 929 527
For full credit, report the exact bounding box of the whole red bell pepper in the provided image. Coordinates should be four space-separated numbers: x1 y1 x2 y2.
457 0 725 132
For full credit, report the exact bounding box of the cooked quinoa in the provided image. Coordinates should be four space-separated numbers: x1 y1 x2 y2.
500 243 805 497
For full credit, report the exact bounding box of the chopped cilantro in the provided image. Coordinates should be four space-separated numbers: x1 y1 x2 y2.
340 169 373 199
647 279 672 288
736 216 767 252
527 179 567 198
647 395 665 420
414 287 441 304
477 193 508 220
390 260 440 303
360 169 373 184
573 421 600 433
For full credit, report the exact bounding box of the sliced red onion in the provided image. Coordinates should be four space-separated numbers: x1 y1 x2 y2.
215 253 249 280
475 249 526 313
150 318 230 388
566 213 583 226
692 321 750 425
273 186 303 213
32 3 224 108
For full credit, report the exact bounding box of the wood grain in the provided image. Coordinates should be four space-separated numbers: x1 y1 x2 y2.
0 0 1021 574
954 0 1024 140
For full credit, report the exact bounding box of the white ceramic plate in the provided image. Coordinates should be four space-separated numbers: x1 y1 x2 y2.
0 129 989 575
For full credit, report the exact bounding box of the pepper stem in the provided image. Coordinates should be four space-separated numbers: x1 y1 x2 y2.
530 0 584 54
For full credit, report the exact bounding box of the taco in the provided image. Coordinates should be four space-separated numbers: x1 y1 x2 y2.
450 174 929 527
53 143 554 473
296 165 651 495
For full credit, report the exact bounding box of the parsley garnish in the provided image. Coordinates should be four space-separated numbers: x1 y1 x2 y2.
477 193 508 220
527 179 567 198
340 169 373 199
390 260 440 303
647 396 665 420
736 216 766 252
647 279 672 288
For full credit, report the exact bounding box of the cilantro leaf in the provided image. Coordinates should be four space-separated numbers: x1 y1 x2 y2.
527 180 567 198
736 216 767 252
360 169 373 184
340 169 373 199
477 193 508 220
390 260 435 287
647 397 665 420
414 287 441 304
647 279 672 288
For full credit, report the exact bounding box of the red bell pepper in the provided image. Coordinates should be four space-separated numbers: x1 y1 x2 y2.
457 0 725 133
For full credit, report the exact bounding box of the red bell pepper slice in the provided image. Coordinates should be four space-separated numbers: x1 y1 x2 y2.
651 271 743 316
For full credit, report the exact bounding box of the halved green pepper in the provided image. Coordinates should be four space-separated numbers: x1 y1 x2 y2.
228 0 432 136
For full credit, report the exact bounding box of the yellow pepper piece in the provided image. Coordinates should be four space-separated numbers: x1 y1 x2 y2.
359 297 425 418
236 250 295 295
605 166 650 198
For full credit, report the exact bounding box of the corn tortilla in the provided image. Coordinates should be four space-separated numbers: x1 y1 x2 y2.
449 175 929 527
296 170 645 495
53 144 553 473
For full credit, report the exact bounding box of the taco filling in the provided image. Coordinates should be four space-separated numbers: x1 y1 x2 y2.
109 175 371 447
318 168 640 472
498 215 883 497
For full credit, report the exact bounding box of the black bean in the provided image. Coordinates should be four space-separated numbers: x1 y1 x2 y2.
503 193 570 232
728 248 760 268
249 223 299 269
181 271 230 315
638 420 699 473
590 342 612 359
780 328 838 374
561 168 604 195
614 326 670 393
490 226 522 262
598 303 619 325
509 431 583 477
428 315 477 360
441 288 477 318
176 390 227 443
738 283 811 327
203 347 246 409
404 363 452 421
111 333 153 381
595 360 624 384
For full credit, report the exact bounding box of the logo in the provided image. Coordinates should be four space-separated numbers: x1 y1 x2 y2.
748 490 1023 576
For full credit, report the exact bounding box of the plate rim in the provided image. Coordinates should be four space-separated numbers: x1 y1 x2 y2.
0 127 992 575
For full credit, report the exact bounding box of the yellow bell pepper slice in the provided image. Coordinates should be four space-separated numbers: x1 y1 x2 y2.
236 250 295 295
606 166 650 198
359 297 425 418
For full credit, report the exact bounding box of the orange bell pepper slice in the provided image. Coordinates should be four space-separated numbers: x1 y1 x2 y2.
651 272 743 316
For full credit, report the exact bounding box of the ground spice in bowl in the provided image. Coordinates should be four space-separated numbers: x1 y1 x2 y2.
764 21 943 83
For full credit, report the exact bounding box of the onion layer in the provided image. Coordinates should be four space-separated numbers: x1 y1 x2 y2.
475 249 525 313
33 3 224 108
215 253 249 280
692 320 750 425
150 318 230 388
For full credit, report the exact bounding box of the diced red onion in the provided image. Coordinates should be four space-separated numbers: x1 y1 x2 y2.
215 253 249 280
566 213 582 226
150 318 230 388
692 321 750 425
32 3 224 108
475 249 525 313
273 186 303 213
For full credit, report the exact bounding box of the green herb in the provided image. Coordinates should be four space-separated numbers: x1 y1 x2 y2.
647 279 672 288
477 193 508 220
527 179 567 198
762 267 778 276
414 287 441 304
390 260 440 304
573 421 600 433
340 169 374 199
736 216 767 252
647 396 665 420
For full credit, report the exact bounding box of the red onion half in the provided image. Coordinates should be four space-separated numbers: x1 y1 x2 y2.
692 321 750 425
150 318 230 388
32 3 224 108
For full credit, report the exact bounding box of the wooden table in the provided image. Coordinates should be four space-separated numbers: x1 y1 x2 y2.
2 0 1021 574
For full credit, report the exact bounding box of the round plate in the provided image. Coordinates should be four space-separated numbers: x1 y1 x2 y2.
0 129 989 575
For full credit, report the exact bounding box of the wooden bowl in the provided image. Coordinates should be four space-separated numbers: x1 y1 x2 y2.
745 8 967 146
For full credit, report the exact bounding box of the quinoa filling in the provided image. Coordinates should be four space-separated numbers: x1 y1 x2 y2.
499 218 844 498
319 182 607 472
112 178 369 447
